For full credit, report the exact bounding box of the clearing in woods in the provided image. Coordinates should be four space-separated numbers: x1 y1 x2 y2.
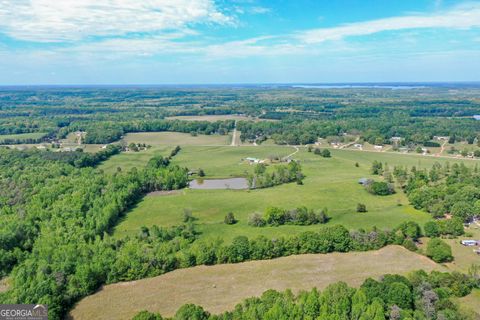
113 144 475 240
69 246 443 320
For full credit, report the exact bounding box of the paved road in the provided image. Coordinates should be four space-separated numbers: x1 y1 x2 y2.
231 121 238 146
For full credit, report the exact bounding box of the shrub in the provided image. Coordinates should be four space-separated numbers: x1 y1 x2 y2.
248 213 266 227
224 212 237 225
183 209 195 222
402 238 417 252
426 238 453 263
366 181 395 196
397 221 422 241
356 203 367 212
321 149 331 158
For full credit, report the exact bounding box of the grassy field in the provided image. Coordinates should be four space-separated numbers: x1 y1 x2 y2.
455 289 480 318
69 246 443 320
0 277 8 293
98 132 231 173
98 145 172 174
123 132 231 147
114 145 478 240
443 226 480 273
0 132 46 143
115 146 476 240
171 145 293 177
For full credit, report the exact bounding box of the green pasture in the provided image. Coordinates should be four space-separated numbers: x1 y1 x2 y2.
110 133 478 242
0 132 46 143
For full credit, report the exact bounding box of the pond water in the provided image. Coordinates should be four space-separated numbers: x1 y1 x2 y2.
189 178 249 190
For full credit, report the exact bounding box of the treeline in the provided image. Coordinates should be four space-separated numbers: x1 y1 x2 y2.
133 270 479 320
110 220 445 280
0 137 45 145
248 206 329 227
238 115 480 146
1 144 122 167
248 162 304 188
82 120 235 144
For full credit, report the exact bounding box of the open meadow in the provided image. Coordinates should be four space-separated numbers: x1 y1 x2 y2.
112 134 477 241
98 132 231 173
69 245 443 320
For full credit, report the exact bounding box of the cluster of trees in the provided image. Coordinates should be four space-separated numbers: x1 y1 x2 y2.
126 142 151 152
248 206 329 227
365 181 396 196
424 219 464 237
426 238 454 263
312 147 331 157
248 162 304 189
133 270 479 320
404 162 480 222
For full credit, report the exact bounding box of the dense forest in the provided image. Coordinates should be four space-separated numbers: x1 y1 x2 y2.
0 148 188 318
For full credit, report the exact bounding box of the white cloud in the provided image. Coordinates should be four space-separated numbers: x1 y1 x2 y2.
297 3 480 44
249 6 271 14
0 0 230 42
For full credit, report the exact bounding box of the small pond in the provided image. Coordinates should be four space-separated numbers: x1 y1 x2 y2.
189 178 249 190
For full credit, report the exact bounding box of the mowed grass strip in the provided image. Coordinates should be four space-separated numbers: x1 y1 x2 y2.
124 132 230 147
0 132 46 143
69 246 443 320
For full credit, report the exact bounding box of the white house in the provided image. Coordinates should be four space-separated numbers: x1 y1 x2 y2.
245 157 260 164
461 240 478 246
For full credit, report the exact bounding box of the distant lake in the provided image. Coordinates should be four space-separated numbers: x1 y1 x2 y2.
189 178 249 190
292 85 425 90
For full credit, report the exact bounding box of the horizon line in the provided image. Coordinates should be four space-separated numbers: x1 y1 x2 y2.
1 80 480 88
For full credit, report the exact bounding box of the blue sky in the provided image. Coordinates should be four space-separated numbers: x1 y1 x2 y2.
0 0 479 84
